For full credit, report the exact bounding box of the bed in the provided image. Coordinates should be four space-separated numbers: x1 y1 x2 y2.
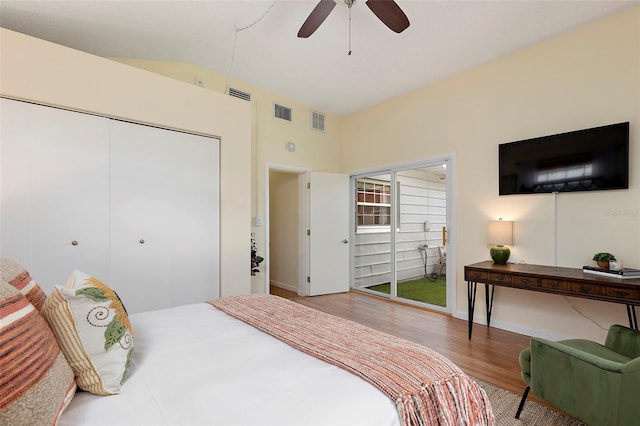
1 260 494 426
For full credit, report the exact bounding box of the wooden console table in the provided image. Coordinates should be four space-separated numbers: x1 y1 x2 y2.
464 261 640 339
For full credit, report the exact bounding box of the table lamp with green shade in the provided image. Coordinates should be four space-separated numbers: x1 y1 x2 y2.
488 219 513 264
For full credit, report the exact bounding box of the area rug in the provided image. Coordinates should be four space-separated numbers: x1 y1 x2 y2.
475 380 586 425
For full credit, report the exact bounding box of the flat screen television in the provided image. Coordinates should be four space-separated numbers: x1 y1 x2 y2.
499 122 629 195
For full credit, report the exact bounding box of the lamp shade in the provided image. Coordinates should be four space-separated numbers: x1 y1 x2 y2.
487 220 513 246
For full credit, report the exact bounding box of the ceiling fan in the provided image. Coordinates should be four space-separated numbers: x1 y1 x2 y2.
297 0 410 38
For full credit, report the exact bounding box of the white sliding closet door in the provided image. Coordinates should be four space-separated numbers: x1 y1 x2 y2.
1 99 111 292
1 99 220 312
1 99 35 271
109 121 220 313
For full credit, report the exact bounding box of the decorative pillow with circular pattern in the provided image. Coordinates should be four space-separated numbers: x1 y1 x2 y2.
42 270 134 395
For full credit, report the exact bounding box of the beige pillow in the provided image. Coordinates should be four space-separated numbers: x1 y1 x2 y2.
0 257 47 311
42 270 134 395
0 279 76 425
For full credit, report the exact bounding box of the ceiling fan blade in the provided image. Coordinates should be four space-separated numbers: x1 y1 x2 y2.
365 0 410 33
298 0 337 38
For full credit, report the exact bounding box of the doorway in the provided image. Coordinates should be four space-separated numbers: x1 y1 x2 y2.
351 158 453 312
265 164 309 296
265 167 351 297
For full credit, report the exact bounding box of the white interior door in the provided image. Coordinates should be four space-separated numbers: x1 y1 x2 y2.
309 172 349 295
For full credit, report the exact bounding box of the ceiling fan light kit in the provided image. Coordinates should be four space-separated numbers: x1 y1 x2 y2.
297 0 410 39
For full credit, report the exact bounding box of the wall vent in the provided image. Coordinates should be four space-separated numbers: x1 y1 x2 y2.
227 86 251 102
311 111 326 132
274 104 292 121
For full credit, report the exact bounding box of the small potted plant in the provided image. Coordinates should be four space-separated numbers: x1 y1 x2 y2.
592 252 616 269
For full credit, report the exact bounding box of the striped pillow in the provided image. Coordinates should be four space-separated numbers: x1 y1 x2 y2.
0 280 76 425
0 257 47 312
42 270 134 395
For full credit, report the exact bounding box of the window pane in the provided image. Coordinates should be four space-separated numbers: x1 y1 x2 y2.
356 179 392 229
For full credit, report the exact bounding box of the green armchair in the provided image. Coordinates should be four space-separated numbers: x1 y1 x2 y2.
517 324 640 426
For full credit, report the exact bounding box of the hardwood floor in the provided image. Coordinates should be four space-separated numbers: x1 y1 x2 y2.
269 286 298 299
291 291 531 397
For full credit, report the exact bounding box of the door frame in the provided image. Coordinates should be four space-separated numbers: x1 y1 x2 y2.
349 153 456 313
264 163 310 296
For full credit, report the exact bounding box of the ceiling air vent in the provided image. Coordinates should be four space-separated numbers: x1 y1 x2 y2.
227 86 251 102
312 111 326 132
274 104 292 122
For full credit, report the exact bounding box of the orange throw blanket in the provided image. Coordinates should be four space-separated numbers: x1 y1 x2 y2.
210 294 494 426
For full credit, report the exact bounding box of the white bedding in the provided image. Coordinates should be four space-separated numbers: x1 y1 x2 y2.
59 302 400 426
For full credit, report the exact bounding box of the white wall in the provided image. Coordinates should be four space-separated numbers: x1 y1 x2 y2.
342 6 640 342
0 28 252 297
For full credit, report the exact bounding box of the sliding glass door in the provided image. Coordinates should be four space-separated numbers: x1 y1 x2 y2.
394 165 448 308
353 172 394 298
352 160 450 311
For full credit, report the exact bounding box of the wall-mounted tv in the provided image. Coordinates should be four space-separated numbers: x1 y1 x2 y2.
499 122 629 195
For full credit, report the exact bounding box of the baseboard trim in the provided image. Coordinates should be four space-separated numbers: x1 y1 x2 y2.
453 310 573 341
270 280 298 293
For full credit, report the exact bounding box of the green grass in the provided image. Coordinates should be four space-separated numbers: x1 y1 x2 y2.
366 276 447 307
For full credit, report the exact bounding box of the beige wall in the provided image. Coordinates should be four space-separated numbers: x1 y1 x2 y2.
112 6 639 341
112 58 345 293
342 6 640 341
3 5 638 342
0 28 252 297
269 171 300 291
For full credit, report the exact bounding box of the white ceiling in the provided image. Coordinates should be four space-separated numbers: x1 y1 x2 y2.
1 0 637 116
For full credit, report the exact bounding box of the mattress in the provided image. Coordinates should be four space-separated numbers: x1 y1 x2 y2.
59 302 400 426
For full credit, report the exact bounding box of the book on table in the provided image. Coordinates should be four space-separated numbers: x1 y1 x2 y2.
583 265 640 279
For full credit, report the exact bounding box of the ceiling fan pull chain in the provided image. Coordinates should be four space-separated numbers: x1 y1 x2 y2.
298 0 409 39
348 4 352 55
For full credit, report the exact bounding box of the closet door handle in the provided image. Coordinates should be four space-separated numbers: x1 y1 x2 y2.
139 239 145 244
71 240 78 246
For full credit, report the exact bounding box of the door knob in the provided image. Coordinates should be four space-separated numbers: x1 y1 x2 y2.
342 239 349 244
139 239 145 244
71 240 78 246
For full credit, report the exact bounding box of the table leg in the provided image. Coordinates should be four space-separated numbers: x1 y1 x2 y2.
627 305 638 329
485 284 496 328
468 281 477 339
